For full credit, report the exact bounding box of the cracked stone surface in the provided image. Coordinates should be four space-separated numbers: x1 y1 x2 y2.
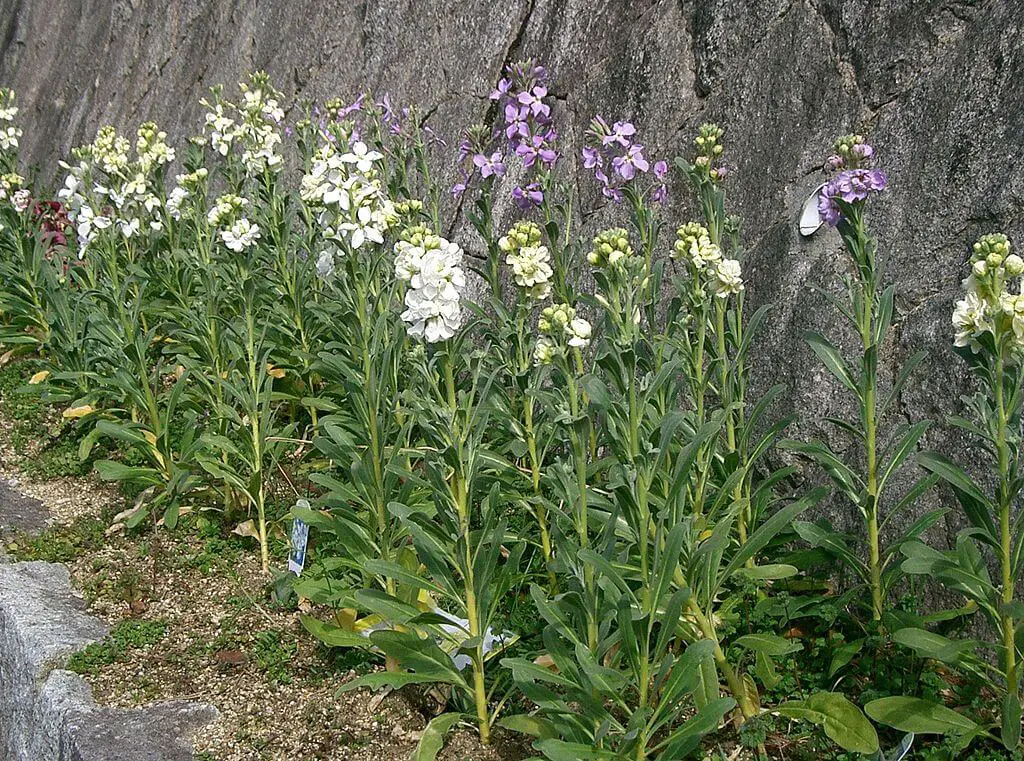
0 560 217 759
0 0 1021 545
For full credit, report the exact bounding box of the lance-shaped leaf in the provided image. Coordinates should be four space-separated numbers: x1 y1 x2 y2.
777 692 879 754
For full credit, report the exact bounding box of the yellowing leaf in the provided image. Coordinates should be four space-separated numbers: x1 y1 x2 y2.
232 520 259 538
0 350 13 366
28 370 50 385
143 430 157 446
62 404 94 419
699 529 714 541
266 363 285 379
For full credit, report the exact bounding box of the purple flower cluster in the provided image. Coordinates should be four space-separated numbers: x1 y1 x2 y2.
452 59 558 207
582 116 667 204
817 168 888 226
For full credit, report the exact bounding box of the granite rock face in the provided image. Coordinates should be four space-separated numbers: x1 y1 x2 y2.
0 0 1022 542
0 561 217 760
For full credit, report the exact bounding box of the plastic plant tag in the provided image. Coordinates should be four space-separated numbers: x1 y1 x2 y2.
288 500 310 576
799 183 826 237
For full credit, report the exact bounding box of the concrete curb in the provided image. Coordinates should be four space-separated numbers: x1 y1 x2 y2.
0 560 217 760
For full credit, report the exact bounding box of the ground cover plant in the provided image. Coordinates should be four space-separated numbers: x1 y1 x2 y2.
0 65 1019 760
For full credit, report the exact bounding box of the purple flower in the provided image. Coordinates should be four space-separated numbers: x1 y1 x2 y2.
517 86 550 118
473 151 506 178
516 135 557 168
653 160 668 179
452 170 469 197
490 78 512 101
284 126 294 138
512 183 544 209
817 168 888 226
853 143 874 159
582 146 602 170
602 121 636 148
504 104 530 141
652 184 667 203
612 144 650 180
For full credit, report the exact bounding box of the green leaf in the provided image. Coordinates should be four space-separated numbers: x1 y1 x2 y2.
1003 692 1021 751
734 564 798 581
917 451 998 546
535 740 621 760
736 633 802 657
300 616 370 649
497 714 557 740
804 331 857 393
892 628 975 666
93 460 162 485
412 712 462 761
865 696 979 735
777 692 879 754
828 638 864 677
337 671 449 693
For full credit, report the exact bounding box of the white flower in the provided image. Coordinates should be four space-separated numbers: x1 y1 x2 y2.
400 237 466 343
119 218 141 238
506 244 553 297
316 249 337 279
394 240 423 283
220 218 261 252
533 337 558 365
952 290 990 350
0 125 21 151
568 318 592 348
11 189 30 212
712 258 744 297
340 141 383 173
166 187 188 220
690 237 722 270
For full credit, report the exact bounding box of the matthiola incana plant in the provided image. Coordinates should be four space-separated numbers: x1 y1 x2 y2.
879 232 1024 752
784 134 936 628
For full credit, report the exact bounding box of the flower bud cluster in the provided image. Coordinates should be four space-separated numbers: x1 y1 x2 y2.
135 122 176 174
535 303 592 364
587 228 632 269
57 121 175 256
672 222 743 298
953 234 1024 352
692 123 728 184
826 134 874 171
394 229 466 343
500 221 552 301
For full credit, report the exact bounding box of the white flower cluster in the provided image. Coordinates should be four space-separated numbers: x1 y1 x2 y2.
135 122 176 174
952 234 1024 353
0 89 22 154
534 303 592 365
499 221 552 300
673 222 744 298
207 194 260 252
57 123 174 257
393 229 466 343
165 168 208 221
0 171 24 202
201 74 284 175
301 141 397 250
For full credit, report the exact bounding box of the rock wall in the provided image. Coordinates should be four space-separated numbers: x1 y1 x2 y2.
0 559 215 760
0 0 1022 542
